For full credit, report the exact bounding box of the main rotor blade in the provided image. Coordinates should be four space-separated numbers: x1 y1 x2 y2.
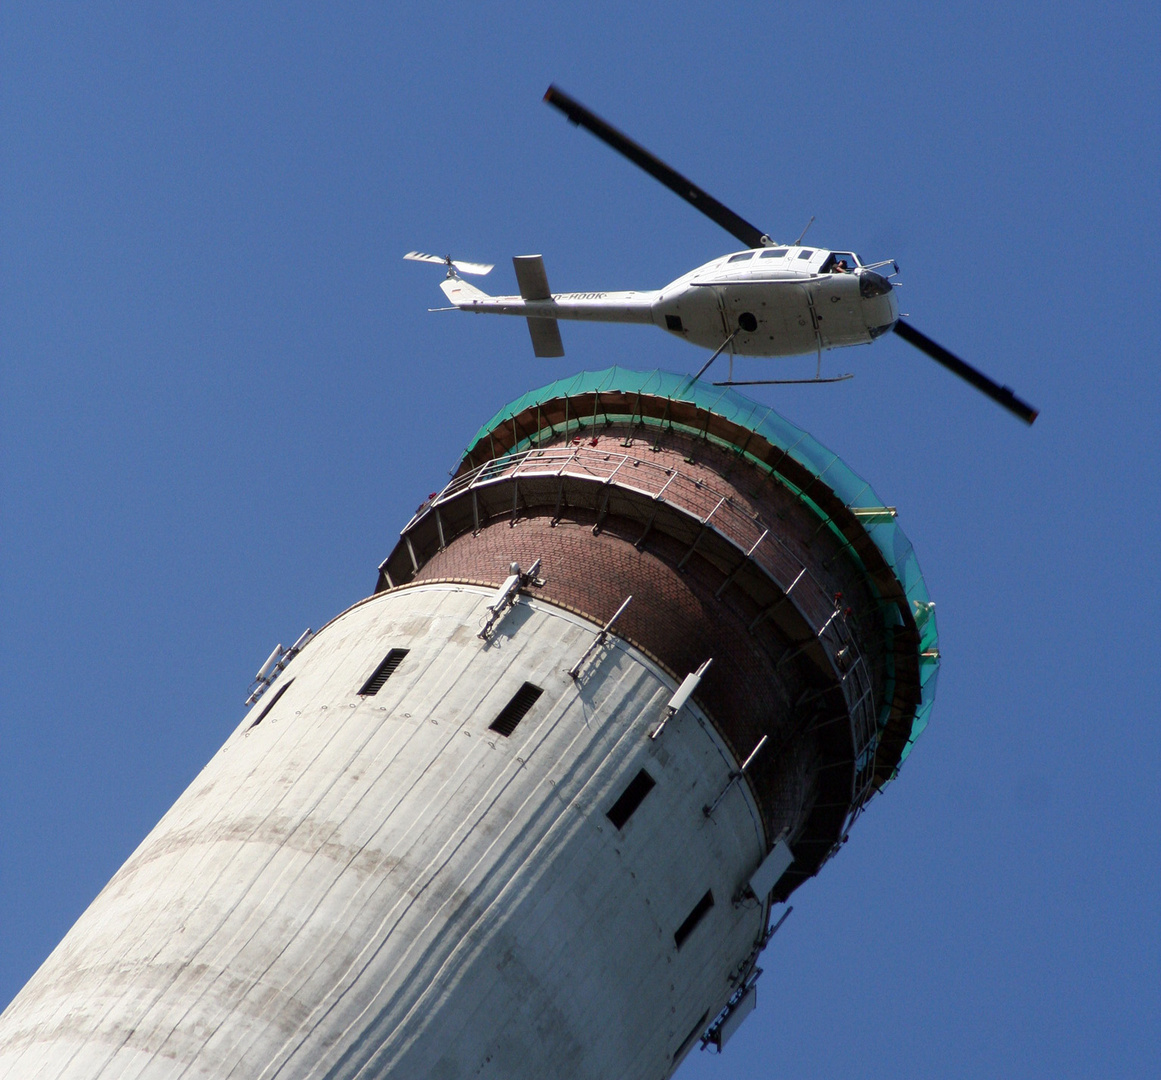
893 319 1038 425
544 85 770 251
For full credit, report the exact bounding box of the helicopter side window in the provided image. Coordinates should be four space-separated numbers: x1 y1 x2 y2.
728 252 755 263
797 249 814 260
759 248 789 258
824 251 858 273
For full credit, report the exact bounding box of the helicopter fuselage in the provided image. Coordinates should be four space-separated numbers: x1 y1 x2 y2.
439 246 898 359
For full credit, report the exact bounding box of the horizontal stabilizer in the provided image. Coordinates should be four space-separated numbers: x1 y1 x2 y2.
526 317 564 357
514 255 553 300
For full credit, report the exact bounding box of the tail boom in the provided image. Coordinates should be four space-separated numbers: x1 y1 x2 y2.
440 279 658 324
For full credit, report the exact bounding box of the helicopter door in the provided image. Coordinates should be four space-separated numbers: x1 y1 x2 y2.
723 283 816 357
755 281 817 357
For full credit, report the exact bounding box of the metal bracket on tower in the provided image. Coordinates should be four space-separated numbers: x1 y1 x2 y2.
650 657 712 739
568 594 632 680
703 733 768 816
245 628 314 706
703 905 793 1052
851 505 897 523
701 976 759 1054
377 558 395 589
478 558 543 640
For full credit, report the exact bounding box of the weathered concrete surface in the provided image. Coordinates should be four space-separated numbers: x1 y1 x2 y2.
0 585 768 1079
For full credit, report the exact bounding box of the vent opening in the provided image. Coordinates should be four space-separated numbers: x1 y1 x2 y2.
674 889 714 949
359 649 409 696
606 768 656 830
249 678 293 729
489 682 543 737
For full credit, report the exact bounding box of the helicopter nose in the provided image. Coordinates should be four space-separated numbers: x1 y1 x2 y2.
858 270 893 299
860 271 898 339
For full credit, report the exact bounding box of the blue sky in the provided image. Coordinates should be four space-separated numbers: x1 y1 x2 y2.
2 4 1158 1077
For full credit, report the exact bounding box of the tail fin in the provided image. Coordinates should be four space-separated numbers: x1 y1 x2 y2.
440 275 489 306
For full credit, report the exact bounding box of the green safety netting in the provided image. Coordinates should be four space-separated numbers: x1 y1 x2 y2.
468 367 938 763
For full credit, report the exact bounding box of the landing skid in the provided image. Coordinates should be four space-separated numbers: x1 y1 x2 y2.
687 332 854 392
713 374 854 386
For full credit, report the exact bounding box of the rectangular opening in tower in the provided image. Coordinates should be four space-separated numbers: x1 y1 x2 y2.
489 682 543 737
359 649 409 696
674 890 714 949
249 678 294 729
606 768 656 830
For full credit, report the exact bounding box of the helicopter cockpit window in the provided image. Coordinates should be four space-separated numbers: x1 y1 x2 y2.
823 251 859 273
760 248 789 258
728 252 755 263
797 249 814 260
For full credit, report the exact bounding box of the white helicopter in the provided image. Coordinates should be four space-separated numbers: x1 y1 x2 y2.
407 85 1037 424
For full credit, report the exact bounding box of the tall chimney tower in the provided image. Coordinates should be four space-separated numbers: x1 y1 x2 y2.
0 368 938 1079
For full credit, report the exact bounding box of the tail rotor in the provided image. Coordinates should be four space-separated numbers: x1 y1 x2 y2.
404 251 494 277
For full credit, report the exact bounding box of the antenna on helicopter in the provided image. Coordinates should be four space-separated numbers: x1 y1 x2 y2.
792 216 816 247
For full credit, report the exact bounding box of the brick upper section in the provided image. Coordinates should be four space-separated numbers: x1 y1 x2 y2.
401 422 887 891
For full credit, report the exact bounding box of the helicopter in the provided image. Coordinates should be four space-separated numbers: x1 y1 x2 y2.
407 85 1038 425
